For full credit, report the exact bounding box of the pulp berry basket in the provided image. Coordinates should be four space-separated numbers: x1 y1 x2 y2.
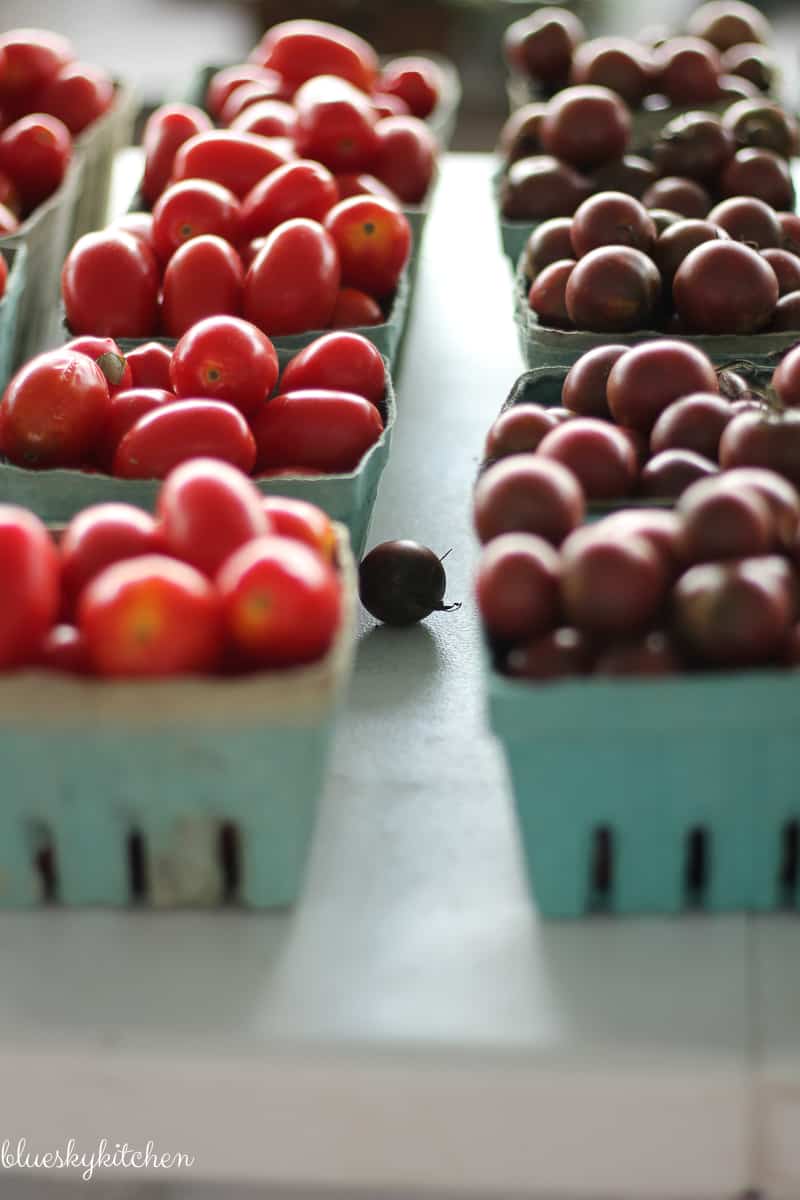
0 355 396 560
487 663 800 917
493 165 536 267
0 523 357 910
70 80 138 241
0 246 27 393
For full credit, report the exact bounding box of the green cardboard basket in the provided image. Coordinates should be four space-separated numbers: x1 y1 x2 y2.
0 355 395 560
0 246 27 394
493 164 537 267
0 523 357 910
487 661 800 917
71 80 138 241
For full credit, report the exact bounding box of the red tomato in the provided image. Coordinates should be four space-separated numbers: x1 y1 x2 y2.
217 534 341 666
96 388 174 471
372 93 411 119
1 350 110 468
62 230 160 338
141 103 213 205
373 116 437 204
293 75 379 173
79 554 222 677
240 159 338 239
0 170 21 215
161 235 244 338
0 505 60 667
261 496 336 561
157 457 270 577
0 30 73 108
330 287 383 328
253 19 378 94
335 172 398 203
244 218 339 336
280 332 385 405
111 211 155 252
206 64 287 119
60 503 162 614
0 254 7 300
0 202 17 236
125 341 173 390
0 114 72 211
379 57 442 119
64 335 132 394
230 99 296 139
220 81 286 126
324 196 411 297
241 237 267 268
170 315 278 416
152 178 241 262
171 130 291 200
36 61 114 135
251 389 383 473
36 624 90 674
113 400 257 479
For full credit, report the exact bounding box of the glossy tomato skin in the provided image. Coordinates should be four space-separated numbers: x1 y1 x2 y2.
141 103 213 205
152 178 241 262
334 172 397 203
230 98 296 138
110 211 155 252
62 230 160 338
217 534 341 667
251 388 383 473
372 93 411 119
324 195 411 297
113 400 257 479
220 81 286 126
0 505 60 667
253 20 378 94
36 624 91 674
60 502 162 614
157 457 270 577
96 388 174 471
330 287 383 327
36 61 114 134
125 341 173 390
240 159 338 239
171 130 291 200
0 114 72 211
293 75 379 173
170 315 278 416
161 235 245 338
262 496 336 560
0 29 73 109
79 554 222 677
244 218 340 336
372 116 437 204
280 331 385 405
0 200 18 235
379 57 441 119
63 335 132 394
1 350 110 468
206 64 287 119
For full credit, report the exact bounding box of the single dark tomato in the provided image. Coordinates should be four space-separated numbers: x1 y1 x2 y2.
141 103 213 205
60 503 162 615
0 113 72 210
63 335 132 394
379 56 441 119
253 19 378 94
372 116 437 205
1 349 110 468
161 235 245 338
293 75 379 173
170 315 278 416
324 195 411 297
62 230 160 338
113 400 257 479
243 218 340 336
170 130 292 200
251 388 383 474
95 388 174 472
124 342 173 391
240 159 338 240
279 331 384 405
151 178 242 263
330 287 383 327
0 505 60 667
261 496 337 561
36 61 115 134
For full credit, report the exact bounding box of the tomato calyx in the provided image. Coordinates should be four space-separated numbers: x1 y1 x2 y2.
96 351 128 387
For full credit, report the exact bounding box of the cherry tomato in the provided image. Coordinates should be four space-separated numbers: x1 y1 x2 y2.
157 457 270 577
0 254 7 300
0 505 60 667
262 496 336 561
217 534 341 666
330 287 383 327
125 341 173 390
1 350 110 468
293 75 379 173
280 331 385 405
373 116 437 204
79 554 222 677
96 388 174 471
334 172 398 203
36 61 114 135
253 19 378 94
230 99 296 139
64 335 132 394
111 210 155 252
241 237 266 268
220 81 285 126
206 64 287 119
170 315 278 416
372 93 411 119
379 57 441 119
113 400 257 479
0 29 73 110
0 170 21 215
36 624 90 674
0 114 72 211
324 195 411 297
240 159 338 239
60 503 162 614
244 218 339 335
251 389 383 474
141 103 212 205
152 178 241 262
171 130 291 200
161 235 245 338
62 230 160 338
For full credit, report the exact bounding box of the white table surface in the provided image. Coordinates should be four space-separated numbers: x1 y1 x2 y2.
0 153 797 1200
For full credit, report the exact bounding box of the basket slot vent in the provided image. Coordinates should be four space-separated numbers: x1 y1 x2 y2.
218 821 241 904
779 820 799 904
685 826 709 907
29 824 59 905
127 830 147 903
589 825 613 910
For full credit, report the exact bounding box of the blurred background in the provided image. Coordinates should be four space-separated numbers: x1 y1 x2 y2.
2 0 798 150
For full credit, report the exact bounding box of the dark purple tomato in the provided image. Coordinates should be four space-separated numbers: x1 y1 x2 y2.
500 155 593 221
474 455 585 546
642 176 711 219
540 85 631 169
673 240 779 334
524 217 574 278
528 260 575 327
607 339 718 433
650 392 733 461
561 344 628 418
652 111 735 182
485 405 559 459
720 147 795 210
639 448 719 497
570 191 656 257
560 526 668 636
565 246 661 332
707 196 782 247
537 417 638 499
677 474 774 562
475 532 560 642
673 557 792 666
590 155 656 199
504 627 591 681
761 249 800 297
653 218 728 285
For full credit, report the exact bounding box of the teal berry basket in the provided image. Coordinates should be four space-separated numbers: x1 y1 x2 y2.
70 80 138 241
0 245 27 394
0 523 357 910
487 661 800 917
